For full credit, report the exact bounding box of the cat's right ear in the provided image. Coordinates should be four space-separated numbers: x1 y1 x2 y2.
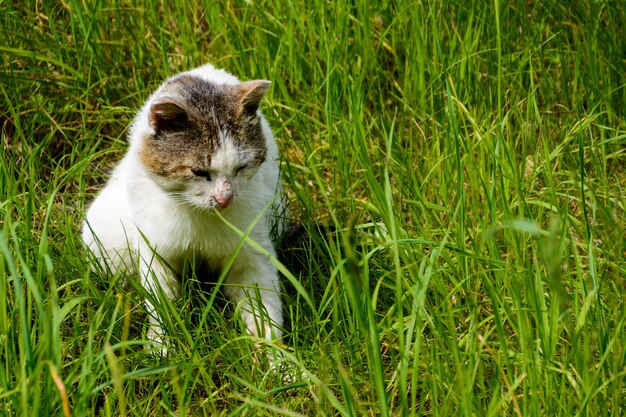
149 100 188 134
236 80 271 115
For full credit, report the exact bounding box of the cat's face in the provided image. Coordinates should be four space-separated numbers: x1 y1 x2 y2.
138 75 270 211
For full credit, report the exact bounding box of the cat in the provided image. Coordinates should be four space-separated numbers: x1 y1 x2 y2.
82 63 284 354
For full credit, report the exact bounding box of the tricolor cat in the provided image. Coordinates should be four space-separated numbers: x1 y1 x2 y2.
82 64 284 353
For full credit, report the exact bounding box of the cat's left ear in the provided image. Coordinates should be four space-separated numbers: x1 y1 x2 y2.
236 80 271 114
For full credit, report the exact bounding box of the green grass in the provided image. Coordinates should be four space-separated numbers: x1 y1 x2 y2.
1 0 625 415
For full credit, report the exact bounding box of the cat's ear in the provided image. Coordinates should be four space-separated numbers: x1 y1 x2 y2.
236 80 271 114
149 99 188 133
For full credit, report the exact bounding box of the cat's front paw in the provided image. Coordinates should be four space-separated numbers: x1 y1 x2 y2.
271 359 305 384
145 326 170 357
262 345 309 385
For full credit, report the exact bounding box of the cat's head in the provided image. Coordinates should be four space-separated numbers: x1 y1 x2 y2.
137 73 271 211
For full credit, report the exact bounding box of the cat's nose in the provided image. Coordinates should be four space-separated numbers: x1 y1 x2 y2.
214 179 234 208
215 194 234 208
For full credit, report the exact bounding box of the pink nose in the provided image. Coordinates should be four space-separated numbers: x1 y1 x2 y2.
215 195 233 208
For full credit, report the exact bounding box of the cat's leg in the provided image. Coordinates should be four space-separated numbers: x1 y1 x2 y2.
224 249 305 383
137 244 180 353
224 250 283 342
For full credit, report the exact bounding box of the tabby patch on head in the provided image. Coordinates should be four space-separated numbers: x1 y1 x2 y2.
139 76 271 210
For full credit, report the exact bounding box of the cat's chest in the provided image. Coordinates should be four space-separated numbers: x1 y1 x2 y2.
137 201 249 255
163 211 238 249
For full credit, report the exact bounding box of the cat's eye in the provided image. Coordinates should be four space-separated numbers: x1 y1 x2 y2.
235 165 247 176
192 169 212 181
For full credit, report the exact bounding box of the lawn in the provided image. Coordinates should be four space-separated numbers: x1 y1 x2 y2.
1 1 625 416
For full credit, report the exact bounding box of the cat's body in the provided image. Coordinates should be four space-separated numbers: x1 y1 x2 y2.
82 64 283 349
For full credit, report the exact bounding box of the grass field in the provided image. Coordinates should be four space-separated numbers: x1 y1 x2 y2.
1 1 625 415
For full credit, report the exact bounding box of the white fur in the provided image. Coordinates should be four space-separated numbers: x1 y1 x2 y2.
82 64 283 351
